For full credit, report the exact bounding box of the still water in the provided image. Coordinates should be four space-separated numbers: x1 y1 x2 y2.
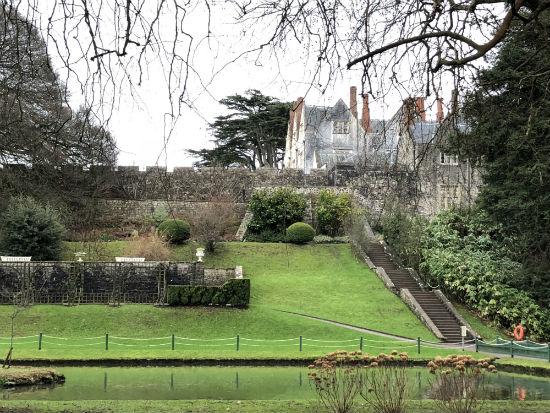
2 367 549 401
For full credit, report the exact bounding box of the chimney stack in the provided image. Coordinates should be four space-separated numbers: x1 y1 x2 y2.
436 98 444 122
361 94 371 133
415 97 426 122
293 97 304 130
350 86 358 119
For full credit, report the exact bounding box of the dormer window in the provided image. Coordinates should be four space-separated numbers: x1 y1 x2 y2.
440 153 458 165
332 121 349 134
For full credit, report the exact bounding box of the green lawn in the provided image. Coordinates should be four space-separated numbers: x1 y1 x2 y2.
4 242 536 361
1 400 547 413
62 242 436 339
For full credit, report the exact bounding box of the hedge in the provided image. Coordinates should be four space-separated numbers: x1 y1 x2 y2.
167 278 250 308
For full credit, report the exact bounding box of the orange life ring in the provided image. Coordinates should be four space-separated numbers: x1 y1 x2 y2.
515 387 526 401
514 325 524 341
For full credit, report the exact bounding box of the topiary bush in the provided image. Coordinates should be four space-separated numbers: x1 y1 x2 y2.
286 222 315 244
167 279 250 308
0 196 66 260
157 219 190 244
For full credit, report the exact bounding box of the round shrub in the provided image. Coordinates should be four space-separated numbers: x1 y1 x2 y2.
286 222 315 244
157 219 190 244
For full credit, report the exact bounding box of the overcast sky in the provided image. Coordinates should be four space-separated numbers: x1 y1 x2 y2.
40 1 452 170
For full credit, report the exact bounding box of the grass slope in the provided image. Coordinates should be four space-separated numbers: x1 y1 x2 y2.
2 242 509 360
66 242 436 339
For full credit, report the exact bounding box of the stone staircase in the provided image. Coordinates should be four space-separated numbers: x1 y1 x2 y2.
367 242 468 343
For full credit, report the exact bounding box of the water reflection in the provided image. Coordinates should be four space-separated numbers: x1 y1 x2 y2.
1 367 548 402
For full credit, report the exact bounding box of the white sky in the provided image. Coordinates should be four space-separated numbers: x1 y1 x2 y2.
39 1 455 170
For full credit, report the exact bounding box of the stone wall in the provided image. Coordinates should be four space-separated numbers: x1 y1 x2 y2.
104 166 329 201
95 199 248 224
204 268 236 286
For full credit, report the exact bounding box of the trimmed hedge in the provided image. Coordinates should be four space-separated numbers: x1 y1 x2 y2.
286 222 315 244
158 219 190 244
167 278 250 308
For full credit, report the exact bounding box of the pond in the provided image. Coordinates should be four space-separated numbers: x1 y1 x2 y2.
1 367 549 401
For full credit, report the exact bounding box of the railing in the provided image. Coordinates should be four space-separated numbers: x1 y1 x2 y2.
475 337 550 361
0 334 479 354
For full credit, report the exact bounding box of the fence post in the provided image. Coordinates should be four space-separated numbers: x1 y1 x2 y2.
236 335 239 352
510 340 514 358
360 336 363 352
106 333 109 351
475 337 478 353
547 343 549 362
38 332 42 350
299 336 302 352
417 337 421 354
172 334 175 351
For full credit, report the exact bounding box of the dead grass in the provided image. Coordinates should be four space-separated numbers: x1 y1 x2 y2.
121 235 171 261
0 366 64 386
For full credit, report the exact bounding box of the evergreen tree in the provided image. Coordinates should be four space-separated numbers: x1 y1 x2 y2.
188 90 291 170
449 15 550 274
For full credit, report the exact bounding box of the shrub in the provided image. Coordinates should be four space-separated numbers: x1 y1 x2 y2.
379 203 427 268
308 350 363 413
167 279 250 307
308 350 410 413
152 205 169 225
428 354 494 413
122 235 171 261
158 219 190 244
0 196 66 260
190 200 237 252
247 188 306 240
315 190 352 236
286 222 315 244
419 209 550 340
360 351 410 413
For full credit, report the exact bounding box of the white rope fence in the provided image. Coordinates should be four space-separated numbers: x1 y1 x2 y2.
0 334 547 359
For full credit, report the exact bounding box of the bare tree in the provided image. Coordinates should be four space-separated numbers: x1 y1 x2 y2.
231 0 550 97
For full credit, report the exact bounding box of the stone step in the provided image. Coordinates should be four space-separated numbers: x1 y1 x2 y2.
366 241 466 344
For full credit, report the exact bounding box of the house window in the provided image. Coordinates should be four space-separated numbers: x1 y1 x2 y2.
332 121 349 134
440 153 458 165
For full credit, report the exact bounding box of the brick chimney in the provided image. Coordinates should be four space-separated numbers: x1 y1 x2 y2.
436 98 444 122
361 94 371 133
293 97 304 133
287 106 296 142
350 86 358 119
415 97 426 122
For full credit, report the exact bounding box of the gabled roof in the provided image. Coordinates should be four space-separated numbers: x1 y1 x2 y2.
410 121 439 144
303 99 352 131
